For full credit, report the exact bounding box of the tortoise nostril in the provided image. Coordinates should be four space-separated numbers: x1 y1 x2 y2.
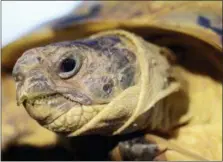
14 73 25 82
36 56 43 63
103 83 113 94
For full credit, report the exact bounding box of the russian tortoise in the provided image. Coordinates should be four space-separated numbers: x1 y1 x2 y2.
2 1 222 161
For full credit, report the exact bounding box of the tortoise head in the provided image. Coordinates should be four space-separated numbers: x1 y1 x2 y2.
13 31 141 135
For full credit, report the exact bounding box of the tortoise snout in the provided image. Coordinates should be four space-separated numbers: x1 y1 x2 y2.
12 48 55 106
15 70 55 105
12 48 44 79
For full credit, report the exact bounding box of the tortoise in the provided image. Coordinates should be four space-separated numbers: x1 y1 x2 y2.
2 1 222 161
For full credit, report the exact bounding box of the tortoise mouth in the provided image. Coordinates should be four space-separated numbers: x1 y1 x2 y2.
22 92 105 133
22 93 80 107
22 93 82 125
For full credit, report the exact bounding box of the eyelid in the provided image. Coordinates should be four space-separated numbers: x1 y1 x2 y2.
56 52 76 70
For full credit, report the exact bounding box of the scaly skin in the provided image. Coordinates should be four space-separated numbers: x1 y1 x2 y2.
12 30 222 160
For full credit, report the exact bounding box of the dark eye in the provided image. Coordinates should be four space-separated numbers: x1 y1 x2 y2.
58 55 81 79
60 58 76 72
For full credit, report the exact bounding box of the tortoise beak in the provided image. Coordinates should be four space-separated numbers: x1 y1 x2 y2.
13 72 27 106
13 57 56 107
16 89 28 106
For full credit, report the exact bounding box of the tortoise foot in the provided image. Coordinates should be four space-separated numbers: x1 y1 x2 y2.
118 137 162 161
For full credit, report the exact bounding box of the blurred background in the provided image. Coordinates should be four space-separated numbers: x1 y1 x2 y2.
2 1 82 47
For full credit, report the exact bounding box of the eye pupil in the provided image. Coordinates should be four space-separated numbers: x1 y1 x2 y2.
60 58 76 72
103 83 113 94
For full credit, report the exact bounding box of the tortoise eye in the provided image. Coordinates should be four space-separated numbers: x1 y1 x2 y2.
58 55 81 79
60 58 76 73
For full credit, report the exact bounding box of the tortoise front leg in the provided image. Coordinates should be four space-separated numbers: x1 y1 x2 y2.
110 136 167 161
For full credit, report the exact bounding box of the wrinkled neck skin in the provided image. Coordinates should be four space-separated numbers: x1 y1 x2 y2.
143 87 188 134
115 36 182 135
